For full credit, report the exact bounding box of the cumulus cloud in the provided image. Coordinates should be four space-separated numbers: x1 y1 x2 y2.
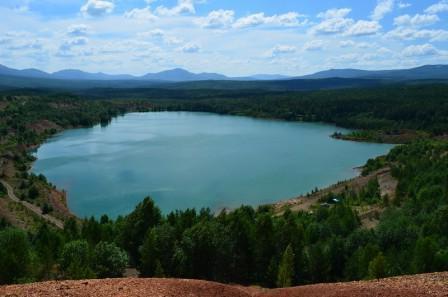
371 0 394 21
198 9 235 28
303 40 325 51
148 29 165 38
0 36 43 51
59 37 88 51
386 28 448 41
125 7 158 20
425 0 448 14
345 20 381 36
398 2 411 8
137 30 184 46
338 40 373 48
317 8 351 19
339 40 355 48
155 0 195 16
402 43 439 56
164 36 183 45
67 24 90 37
269 45 297 57
180 43 200 53
233 12 307 29
137 29 164 40
312 8 382 37
394 14 439 27
81 0 114 17
312 9 354 34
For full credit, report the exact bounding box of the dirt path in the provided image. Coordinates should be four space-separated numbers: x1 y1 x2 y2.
0 179 64 229
272 168 394 215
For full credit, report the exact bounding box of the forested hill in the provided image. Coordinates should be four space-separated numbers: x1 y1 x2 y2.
152 84 448 136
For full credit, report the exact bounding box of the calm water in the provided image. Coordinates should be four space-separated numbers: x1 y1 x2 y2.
32 112 393 217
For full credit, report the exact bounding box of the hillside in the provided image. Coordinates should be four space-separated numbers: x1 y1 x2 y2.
298 65 448 80
1 272 447 297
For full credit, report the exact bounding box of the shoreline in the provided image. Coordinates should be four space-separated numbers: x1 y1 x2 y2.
9 109 396 225
31 114 392 220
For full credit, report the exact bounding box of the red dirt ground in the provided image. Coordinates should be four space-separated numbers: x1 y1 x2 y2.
1 272 447 297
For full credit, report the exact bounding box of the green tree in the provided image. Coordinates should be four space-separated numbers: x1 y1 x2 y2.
277 244 295 288
368 253 387 280
93 241 128 278
139 229 158 277
63 218 80 242
121 197 161 265
0 228 32 284
254 213 275 285
412 237 438 273
28 185 39 199
33 224 62 279
154 260 165 277
60 240 95 280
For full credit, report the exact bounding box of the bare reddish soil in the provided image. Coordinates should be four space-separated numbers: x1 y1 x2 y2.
1 272 447 297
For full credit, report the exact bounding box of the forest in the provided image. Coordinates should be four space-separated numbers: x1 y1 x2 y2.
0 87 448 287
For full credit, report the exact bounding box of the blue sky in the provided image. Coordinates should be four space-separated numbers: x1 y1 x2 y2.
0 0 447 76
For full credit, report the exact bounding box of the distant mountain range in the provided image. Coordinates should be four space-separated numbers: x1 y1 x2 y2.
298 65 448 80
0 64 287 82
1 64 447 83
0 64 447 92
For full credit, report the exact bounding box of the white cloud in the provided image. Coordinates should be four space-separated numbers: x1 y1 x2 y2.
371 0 394 21
137 29 164 40
155 0 195 16
339 40 355 48
233 12 307 29
198 9 235 29
67 24 90 37
338 40 373 48
149 29 165 38
303 40 325 51
59 37 88 51
270 45 297 56
345 20 381 36
180 43 200 53
138 30 184 46
81 0 114 17
312 9 354 34
402 43 439 56
425 0 448 14
313 18 353 34
124 6 158 20
398 2 411 8
0 36 43 51
164 36 183 45
394 14 439 27
317 8 351 19
386 27 448 41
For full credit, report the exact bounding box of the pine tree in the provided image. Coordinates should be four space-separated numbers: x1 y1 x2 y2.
276 244 295 288
154 260 165 277
368 252 386 280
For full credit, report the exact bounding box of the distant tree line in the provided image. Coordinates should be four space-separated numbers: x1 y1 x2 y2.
153 84 448 134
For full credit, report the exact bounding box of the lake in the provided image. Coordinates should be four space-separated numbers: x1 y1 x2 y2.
32 112 393 218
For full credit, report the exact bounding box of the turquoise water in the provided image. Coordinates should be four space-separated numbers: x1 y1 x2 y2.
32 112 393 218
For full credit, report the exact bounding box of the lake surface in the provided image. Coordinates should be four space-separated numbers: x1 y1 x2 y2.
32 112 393 218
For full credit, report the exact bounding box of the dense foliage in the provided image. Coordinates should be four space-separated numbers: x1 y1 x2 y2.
154 84 448 135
